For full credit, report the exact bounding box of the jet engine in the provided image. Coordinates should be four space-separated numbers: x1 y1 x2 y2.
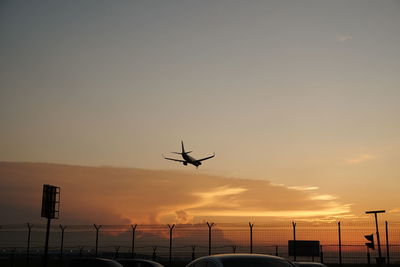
183 162 187 166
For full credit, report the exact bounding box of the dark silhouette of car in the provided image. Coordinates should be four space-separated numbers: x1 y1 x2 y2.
68 257 123 267
117 258 165 267
186 254 296 267
294 262 328 267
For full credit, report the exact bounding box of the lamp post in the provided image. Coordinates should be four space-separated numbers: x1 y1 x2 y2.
365 210 385 264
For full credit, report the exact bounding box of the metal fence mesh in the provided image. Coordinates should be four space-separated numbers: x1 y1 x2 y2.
1 221 399 264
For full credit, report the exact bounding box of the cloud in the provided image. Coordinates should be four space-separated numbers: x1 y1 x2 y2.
193 186 248 199
174 210 193 224
311 194 337 201
388 208 400 214
0 162 352 224
346 154 376 164
287 186 319 191
337 35 353 42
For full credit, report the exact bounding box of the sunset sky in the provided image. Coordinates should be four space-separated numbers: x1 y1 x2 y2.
1 1 400 223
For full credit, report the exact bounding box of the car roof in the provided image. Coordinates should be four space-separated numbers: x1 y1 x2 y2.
294 262 327 266
116 258 164 266
200 253 287 261
69 258 123 267
189 253 289 265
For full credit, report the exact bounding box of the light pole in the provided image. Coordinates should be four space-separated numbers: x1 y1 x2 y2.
365 210 385 264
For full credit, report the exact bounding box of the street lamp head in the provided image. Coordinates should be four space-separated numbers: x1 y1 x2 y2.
365 210 386 214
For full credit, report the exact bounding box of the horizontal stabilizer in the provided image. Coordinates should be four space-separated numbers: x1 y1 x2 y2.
162 154 185 163
171 151 192 154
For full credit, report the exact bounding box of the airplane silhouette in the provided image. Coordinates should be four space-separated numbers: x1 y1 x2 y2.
163 141 215 168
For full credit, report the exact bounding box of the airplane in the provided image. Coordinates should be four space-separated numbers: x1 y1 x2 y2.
163 141 215 168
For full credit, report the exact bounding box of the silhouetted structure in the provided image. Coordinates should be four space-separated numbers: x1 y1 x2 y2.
207 222 214 255
0 221 399 265
94 224 102 257
131 224 137 258
59 224 67 259
365 210 386 264
41 184 60 267
249 222 254 254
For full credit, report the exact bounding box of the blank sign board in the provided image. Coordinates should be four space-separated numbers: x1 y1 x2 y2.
288 240 320 257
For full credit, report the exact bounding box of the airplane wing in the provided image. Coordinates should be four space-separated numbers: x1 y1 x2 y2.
163 155 186 163
197 153 215 162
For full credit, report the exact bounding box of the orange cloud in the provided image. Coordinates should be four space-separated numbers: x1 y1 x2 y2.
0 162 352 225
346 154 376 164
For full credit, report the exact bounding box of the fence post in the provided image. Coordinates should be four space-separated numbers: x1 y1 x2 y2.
367 247 371 266
320 245 324 263
207 222 214 255
338 221 342 266
114 246 120 258
168 224 175 267
152 246 157 261
385 221 390 266
191 246 196 261
27 223 33 266
79 246 84 257
232 245 237 253
292 222 297 261
59 224 67 259
11 247 16 267
249 222 254 253
93 224 102 257
131 224 137 258
275 245 278 256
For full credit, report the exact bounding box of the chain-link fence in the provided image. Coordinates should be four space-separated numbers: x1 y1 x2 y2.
1 221 399 265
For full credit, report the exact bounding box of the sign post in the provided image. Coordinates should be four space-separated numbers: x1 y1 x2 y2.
41 184 60 267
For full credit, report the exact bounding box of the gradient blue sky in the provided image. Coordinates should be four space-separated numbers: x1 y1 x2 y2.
1 1 400 218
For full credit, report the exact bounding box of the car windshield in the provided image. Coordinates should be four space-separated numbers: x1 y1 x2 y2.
221 258 294 267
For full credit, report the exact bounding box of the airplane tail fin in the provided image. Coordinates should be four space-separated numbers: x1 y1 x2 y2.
172 141 191 154
181 141 185 154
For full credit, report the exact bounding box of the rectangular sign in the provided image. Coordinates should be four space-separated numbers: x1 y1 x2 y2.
41 184 60 219
288 240 320 257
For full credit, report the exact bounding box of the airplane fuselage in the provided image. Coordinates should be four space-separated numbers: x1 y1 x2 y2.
182 153 201 167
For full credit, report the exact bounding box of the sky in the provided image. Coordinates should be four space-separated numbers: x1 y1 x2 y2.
1 0 400 223
0 162 354 224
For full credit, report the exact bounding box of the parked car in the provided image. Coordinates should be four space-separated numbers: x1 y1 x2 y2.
68 258 123 267
294 262 328 267
186 253 296 267
117 258 165 267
